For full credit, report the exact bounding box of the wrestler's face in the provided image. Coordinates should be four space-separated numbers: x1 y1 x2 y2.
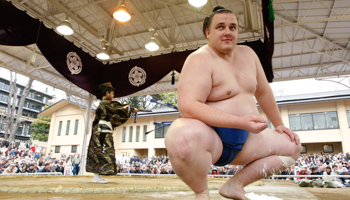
206 13 238 54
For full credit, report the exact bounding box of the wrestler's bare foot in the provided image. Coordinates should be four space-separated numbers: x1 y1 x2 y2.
195 189 210 200
219 179 246 200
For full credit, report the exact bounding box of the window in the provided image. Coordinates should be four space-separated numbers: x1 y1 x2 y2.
289 112 339 131
313 113 326 129
71 145 77 153
301 145 307 154
323 144 333 153
74 119 79 135
129 126 133 142
346 110 350 127
136 126 140 142
58 121 62 136
122 127 126 143
66 120 70 135
0 82 10 91
289 114 301 130
155 124 170 138
55 146 60 153
325 112 339 129
143 125 147 142
301 114 313 130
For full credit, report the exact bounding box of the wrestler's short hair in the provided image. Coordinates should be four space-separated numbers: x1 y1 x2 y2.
98 82 115 96
202 6 234 38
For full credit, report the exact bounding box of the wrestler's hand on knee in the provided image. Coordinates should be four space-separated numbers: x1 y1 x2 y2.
275 125 300 145
241 115 268 133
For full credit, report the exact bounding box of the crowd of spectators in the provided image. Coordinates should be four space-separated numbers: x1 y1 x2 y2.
280 152 350 187
0 139 74 175
1 138 349 187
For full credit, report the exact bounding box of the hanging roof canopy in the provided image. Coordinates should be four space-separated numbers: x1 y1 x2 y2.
0 0 349 100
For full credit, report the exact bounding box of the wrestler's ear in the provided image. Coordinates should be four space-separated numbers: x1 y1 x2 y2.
205 28 210 38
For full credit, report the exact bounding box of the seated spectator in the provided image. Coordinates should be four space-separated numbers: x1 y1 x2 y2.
210 168 219 177
14 161 20 173
18 163 27 173
26 163 37 173
339 167 350 187
129 166 135 173
310 167 321 180
33 163 39 172
143 165 153 174
55 162 64 174
134 164 143 174
281 166 295 180
0 158 8 172
3 163 16 174
39 163 52 173
218 167 226 176
331 165 340 175
323 166 332 176
153 166 159 174
160 167 168 174
317 165 326 175
168 166 176 174
297 166 309 180
227 165 236 176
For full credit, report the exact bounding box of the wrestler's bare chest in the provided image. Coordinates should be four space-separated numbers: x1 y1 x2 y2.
208 55 257 101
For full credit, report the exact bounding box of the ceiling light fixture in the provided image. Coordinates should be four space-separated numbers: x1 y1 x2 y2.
56 16 74 35
145 37 159 51
188 0 208 7
113 4 131 22
96 46 110 60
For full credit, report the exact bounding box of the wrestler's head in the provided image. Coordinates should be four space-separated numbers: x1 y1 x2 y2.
98 82 115 99
202 6 235 38
203 6 238 53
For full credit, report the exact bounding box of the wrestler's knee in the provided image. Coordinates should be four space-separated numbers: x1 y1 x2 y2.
277 143 301 168
165 119 204 160
292 142 302 160
282 142 301 162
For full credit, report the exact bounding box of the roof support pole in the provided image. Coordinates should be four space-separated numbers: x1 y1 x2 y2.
79 93 93 175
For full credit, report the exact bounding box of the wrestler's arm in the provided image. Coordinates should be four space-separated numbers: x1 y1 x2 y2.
253 49 300 144
178 50 267 133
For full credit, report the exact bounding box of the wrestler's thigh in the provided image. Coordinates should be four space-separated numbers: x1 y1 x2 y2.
231 128 300 165
165 118 223 162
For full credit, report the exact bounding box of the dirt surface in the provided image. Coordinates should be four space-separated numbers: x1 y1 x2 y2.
0 175 349 200
306 187 350 200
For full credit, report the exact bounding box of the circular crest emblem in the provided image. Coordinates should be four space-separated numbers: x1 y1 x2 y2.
129 66 147 87
66 52 83 75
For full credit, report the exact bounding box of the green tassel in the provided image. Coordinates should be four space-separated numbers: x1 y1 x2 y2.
268 0 275 21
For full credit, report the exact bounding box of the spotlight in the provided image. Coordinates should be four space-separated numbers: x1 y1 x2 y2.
188 0 207 7
96 46 110 60
56 17 74 35
145 37 159 51
113 4 131 22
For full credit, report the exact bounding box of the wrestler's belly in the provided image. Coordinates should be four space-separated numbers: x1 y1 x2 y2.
206 93 259 117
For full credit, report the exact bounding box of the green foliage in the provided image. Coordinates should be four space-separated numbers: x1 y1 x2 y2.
30 115 50 142
159 92 177 107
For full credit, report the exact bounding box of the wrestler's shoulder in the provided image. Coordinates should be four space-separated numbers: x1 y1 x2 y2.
188 45 212 59
236 44 254 52
236 45 256 54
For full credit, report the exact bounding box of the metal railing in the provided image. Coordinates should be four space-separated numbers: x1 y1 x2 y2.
0 172 62 176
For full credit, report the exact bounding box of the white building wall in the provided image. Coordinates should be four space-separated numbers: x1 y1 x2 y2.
45 97 350 161
114 113 178 158
46 104 91 158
